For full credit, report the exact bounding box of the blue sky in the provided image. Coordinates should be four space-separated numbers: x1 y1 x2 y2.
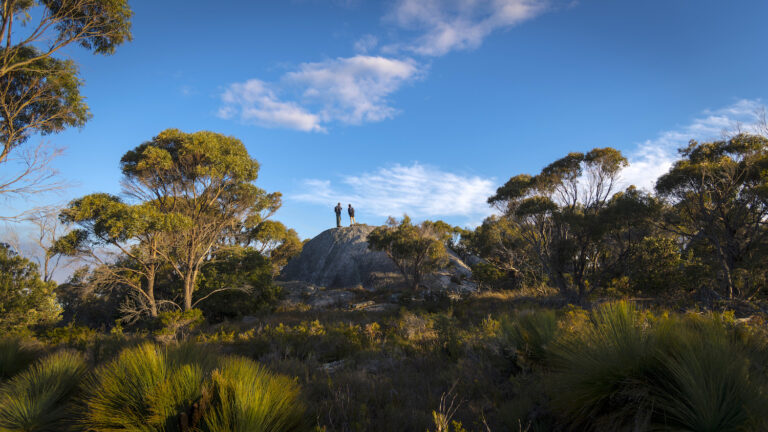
6 0 768 240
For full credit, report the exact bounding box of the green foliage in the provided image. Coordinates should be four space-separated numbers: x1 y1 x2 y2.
488 148 638 301
0 244 61 333
656 134 768 299
197 247 281 322
626 236 686 295
204 356 306 432
502 310 557 366
368 215 449 290
0 339 41 382
0 47 90 154
81 343 170 431
155 309 205 344
82 343 305 432
0 0 133 182
0 350 88 431
548 302 768 431
120 128 282 311
471 262 505 291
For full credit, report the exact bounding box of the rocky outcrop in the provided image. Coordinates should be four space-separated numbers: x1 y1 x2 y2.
280 225 400 290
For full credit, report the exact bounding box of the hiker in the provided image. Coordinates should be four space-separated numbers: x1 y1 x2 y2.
348 204 356 225
334 202 342 227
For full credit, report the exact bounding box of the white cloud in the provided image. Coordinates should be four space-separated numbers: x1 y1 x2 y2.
293 163 496 221
219 1 560 132
620 99 765 191
388 0 551 56
218 56 421 132
287 55 422 124
219 79 325 132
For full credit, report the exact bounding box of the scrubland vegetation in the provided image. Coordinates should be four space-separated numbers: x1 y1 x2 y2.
4 1 768 431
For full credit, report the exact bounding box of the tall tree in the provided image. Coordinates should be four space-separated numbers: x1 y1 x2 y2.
54 194 177 317
656 134 768 299
0 0 132 202
368 215 448 290
489 148 629 301
120 129 281 311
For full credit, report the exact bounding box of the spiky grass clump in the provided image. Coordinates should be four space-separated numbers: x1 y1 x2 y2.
204 356 305 432
548 301 655 431
0 350 88 431
81 343 214 432
502 309 557 365
548 302 768 431
82 343 306 432
653 315 767 432
0 338 42 382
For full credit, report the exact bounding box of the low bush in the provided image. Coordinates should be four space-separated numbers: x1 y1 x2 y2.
0 338 41 382
0 350 88 431
81 343 306 432
204 356 306 432
548 302 768 431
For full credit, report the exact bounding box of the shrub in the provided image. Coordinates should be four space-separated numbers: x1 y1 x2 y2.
501 309 557 366
0 350 87 431
82 343 306 432
0 338 41 382
548 301 659 430
653 315 767 431
0 244 61 333
204 356 306 432
155 309 205 344
81 343 170 431
548 302 768 431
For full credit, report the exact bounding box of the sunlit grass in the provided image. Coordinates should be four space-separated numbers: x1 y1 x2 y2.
0 350 87 431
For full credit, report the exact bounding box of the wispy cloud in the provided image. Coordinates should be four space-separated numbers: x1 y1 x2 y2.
219 79 325 132
218 56 422 132
293 163 496 221
620 99 765 191
353 34 379 53
387 0 552 56
219 0 556 132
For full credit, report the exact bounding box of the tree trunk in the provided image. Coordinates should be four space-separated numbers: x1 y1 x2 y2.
183 267 200 311
183 273 194 311
147 265 158 317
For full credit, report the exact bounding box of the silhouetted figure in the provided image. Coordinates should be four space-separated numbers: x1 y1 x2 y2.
348 204 356 225
334 202 342 227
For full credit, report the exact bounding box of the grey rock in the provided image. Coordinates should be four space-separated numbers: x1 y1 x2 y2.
307 289 356 308
280 224 477 300
280 225 401 289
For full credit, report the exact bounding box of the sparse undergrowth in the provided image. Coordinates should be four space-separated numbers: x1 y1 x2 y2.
2 292 768 431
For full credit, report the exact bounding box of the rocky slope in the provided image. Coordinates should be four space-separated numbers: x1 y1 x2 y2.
280 224 399 289
278 224 476 309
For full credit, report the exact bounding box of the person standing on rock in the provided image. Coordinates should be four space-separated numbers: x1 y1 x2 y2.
348 204 356 225
334 202 342 227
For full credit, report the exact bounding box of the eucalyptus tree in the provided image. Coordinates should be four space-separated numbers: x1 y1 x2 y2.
54 194 179 317
368 215 448 291
0 0 132 200
488 148 629 301
461 215 541 287
120 129 282 311
656 134 768 299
